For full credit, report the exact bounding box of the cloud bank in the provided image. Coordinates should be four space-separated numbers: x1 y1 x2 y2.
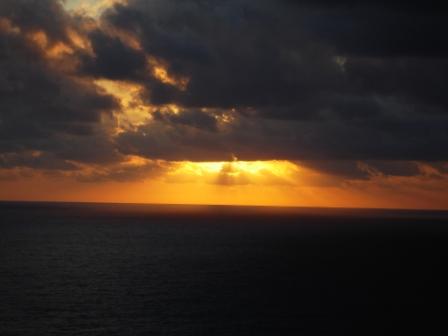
1 0 447 183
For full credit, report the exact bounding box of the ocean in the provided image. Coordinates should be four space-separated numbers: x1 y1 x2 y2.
1 201 448 335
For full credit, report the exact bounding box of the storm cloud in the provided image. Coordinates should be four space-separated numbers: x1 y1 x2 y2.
98 0 448 163
0 0 121 170
1 0 448 180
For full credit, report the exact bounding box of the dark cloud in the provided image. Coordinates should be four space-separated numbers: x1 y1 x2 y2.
1 0 447 181
152 109 218 131
79 29 147 80
0 151 77 171
366 161 422 177
95 0 448 166
300 160 423 180
116 112 448 163
100 0 448 109
0 0 76 44
293 1 448 58
116 120 230 162
0 0 120 171
101 0 344 111
75 161 166 183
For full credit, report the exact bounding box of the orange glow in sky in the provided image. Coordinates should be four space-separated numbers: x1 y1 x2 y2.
166 160 300 186
1 1 447 210
2 159 448 210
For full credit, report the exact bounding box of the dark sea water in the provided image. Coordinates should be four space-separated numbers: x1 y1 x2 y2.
1 202 448 335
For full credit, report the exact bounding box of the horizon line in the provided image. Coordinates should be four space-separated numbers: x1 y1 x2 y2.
1 199 448 213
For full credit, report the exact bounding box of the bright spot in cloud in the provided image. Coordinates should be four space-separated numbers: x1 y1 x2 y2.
166 161 300 186
63 0 127 17
94 79 152 130
147 57 190 90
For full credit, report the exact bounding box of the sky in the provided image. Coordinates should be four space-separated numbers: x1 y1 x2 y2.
0 0 447 209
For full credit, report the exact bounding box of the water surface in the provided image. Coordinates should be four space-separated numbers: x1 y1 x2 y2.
1 202 447 335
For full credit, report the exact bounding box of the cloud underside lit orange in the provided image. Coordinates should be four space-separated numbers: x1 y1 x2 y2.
1 159 448 210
